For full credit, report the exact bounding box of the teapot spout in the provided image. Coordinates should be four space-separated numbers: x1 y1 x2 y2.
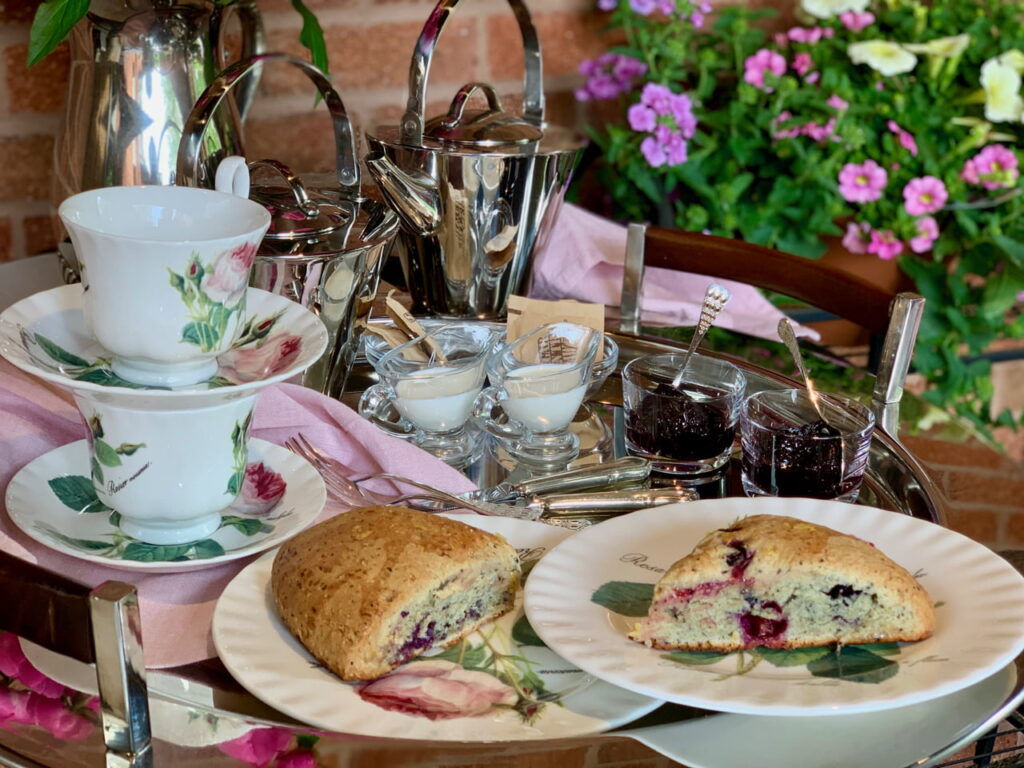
365 152 441 236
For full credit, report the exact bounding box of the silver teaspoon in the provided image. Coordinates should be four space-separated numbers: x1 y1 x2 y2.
777 317 831 426
672 283 731 387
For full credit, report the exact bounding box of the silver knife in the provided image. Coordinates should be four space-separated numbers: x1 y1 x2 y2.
463 457 652 503
445 487 697 522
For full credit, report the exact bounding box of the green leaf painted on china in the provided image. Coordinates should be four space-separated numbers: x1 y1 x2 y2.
512 614 546 647
191 539 226 559
663 650 730 666
27 0 89 67
220 516 267 537
848 642 901 657
122 542 196 562
806 646 898 684
91 457 104 485
758 646 833 667
226 470 244 496
33 333 91 368
94 439 122 468
209 303 232 335
74 369 150 389
590 581 654 616
429 641 487 669
48 475 110 513
109 510 121 528
182 321 219 351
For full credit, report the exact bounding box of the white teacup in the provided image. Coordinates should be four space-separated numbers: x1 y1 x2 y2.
71 390 259 545
59 186 271 388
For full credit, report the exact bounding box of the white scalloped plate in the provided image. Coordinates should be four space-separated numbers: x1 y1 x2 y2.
524 497 1024 716
212 515 662 741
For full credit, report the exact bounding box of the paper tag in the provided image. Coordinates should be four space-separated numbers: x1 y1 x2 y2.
385 291 447 364
362 324 429 362
506 295 606 363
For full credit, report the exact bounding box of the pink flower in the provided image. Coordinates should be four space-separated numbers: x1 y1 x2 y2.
772 111 802 140
793 52 814 77
27 696 93 741
867 229 904 260
887 120 919 157
803 118 836 143
827 94 849 111
903 176 948 216
575 53 646 101
839 11 875 31
838 160 888 203
232 462 286 516
627 103 657 132
630 83 695 168
743 49 787 92
202 241 259 308
220 333 303 384
961 144 1021 190
276 751 318 768
909 216 939 253
0 633 66 699
358 659 518 721
787 27 824 44
218 727 294 767
0 688 34 725
842 221 871 254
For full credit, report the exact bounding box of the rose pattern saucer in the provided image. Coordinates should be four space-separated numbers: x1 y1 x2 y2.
5 439 326 573
0 285 328 398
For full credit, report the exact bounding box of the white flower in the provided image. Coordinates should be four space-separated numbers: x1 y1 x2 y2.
848 41 919 76
801 0 869 19
980 56 1024 123
997 49 1024 74
902 34 971 59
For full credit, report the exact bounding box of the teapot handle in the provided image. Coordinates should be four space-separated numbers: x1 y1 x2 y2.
214 0 266 123
175 53 359 197
400 0 543 147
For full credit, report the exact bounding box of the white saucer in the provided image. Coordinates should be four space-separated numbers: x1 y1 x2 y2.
0 284 328 399
5 439 326 573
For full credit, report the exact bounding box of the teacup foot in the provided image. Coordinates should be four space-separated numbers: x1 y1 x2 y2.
118 510 222 546
112 356 219 388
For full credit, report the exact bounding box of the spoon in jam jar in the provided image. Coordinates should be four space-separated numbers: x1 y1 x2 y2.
672 283 731 388
777 317 832 427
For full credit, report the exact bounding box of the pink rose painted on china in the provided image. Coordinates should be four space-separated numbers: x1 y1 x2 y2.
203 241 260 309
357 659 518 721
838 160 888 203
903 176 948 216
221 333 303 385
232 462 287 517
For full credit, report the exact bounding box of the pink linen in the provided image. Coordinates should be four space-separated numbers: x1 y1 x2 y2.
530 203 820 342
0 359 476 669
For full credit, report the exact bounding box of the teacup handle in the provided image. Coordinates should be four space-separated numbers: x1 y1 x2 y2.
215 155 251 198
471 386 525 441
358 384 416 439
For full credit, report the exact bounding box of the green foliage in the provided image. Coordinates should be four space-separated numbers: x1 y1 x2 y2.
580 0 1024 430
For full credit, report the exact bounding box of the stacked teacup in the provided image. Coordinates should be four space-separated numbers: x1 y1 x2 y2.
1 186 327 547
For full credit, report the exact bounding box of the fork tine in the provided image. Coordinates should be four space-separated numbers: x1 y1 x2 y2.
287 433 391 507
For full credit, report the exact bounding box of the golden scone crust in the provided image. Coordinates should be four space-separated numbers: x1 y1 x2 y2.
271 505 520 680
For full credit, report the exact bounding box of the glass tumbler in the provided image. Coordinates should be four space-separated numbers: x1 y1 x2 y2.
622 353 746 478
358 324 495 465
740 388 875 502
473 322 600 466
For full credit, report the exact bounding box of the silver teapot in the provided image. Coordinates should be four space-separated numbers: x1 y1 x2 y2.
177 53 399 399
365 0 585 321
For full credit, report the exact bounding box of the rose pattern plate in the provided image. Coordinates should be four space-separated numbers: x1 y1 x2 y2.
0 285 328 397
5 439 326 574
212 515 663 741
524 497 1024 716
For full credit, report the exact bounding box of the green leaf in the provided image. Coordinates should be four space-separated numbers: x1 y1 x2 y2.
181 321 219 351
226 470 244 496
91 457 104 486
33 333 91 368
590 581 654 617
74 369 150 389
993 234 1024 268
115 442 145 456
758 646 833 667
806 646 899 684
512 614 546 647
220 516 266 537
292 0 329 76
47 475 110 513
664 650 730 665
27 0 89 67
122 542 195 562
191 539 226 559
168 270 186 294
94 439 123 468
849 642 901 657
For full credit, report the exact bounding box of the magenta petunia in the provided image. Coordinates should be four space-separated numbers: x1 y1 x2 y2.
903 176 948 216
787 27 825 44
838 160 888 203
842 222 871 254
743 49 787 92
839 11 875 31
793 52 814 77
886 120 919 157
867 229 904 261
827 94 850 111
909 216 939 254
962 144 1021 190
575 53 647 102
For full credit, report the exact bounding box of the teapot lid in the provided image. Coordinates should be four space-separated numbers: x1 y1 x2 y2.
422 83 543 148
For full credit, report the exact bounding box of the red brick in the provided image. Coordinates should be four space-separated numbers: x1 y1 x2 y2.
323 18 477 92
945 470 1024 509
0 136 55 202
902 434 1011 471
487 11 607 82
6 42 70 113
0 218 11 262
0 0 36 23
945 506 999 546
24 215 57 256
255 0 351 14
1002 511 1024 548
252 28 311 97
245 112 338 175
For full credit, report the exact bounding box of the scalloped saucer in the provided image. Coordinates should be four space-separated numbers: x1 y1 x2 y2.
0 285 329 400
5 438 326 573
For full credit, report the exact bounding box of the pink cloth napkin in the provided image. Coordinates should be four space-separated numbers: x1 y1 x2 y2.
530 203 819 341
0 359 476 669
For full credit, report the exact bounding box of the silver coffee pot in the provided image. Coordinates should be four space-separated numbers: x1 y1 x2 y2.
177 53 399 399
365 0 586 321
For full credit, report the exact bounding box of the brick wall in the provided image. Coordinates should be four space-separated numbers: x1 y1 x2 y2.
0 0 601 262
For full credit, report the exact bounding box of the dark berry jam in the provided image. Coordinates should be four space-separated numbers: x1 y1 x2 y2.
743 418 853 498
626 382 734 461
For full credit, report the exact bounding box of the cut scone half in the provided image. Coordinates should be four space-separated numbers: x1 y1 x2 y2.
630 514 935 651
271 505 521 681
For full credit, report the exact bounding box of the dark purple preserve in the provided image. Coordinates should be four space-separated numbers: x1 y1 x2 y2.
743 418 852 498
626 382 734 461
